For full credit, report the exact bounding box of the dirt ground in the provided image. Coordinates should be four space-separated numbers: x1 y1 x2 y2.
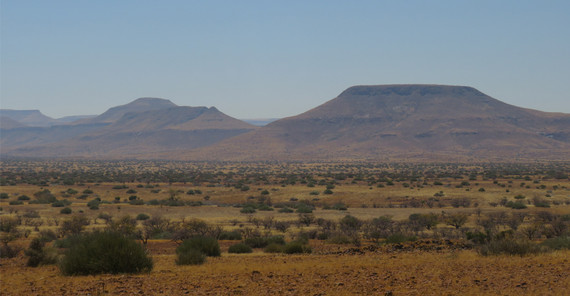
1 240 569 296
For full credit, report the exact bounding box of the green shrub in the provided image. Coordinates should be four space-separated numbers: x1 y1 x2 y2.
295 204 313 213
33 189 57 204
25 238 58 267
505 201 527 209
219 231 242 240
244 236 285 248
267 235 286 245
283 241 312 254
326 233 352 244
384 233 417 244
258 204 274 211
9 200 23 205
541 236 570 250
136 213 150 221
0 193 9 199
0 244 21 258
332 203 348 211
52 200 66 207
466 231 488 244
240 207 256 214
177 236 220 257
60 207 72 214
264 243 284 253
18 195 30 201
176 248 206 265
278 207 294 213
59 231 153 275
87 199 100 210
129 199 145 205
244 237 269 248
479 238 545 256
38 230 58 242
228 243 253 254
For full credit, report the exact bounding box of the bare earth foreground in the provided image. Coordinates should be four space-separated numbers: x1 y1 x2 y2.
1 240 569 296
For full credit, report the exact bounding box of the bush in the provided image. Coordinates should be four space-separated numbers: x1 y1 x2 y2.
326 233 353 244
219 231 242 240
87 199 100 210
38 229 58 242
541 236 570 250
18 195 30 201
240 207 256 214
177 236 220 257
244 237 269 248
384 233 417 244
25 238 58 267
505 200 527 209
264 243 284 253
244 236 285 248
228 243 253 254
466 231 488 245
283 241 312 254
59 231 153 275
0 244 21 258
60 207 72 214
278 207 294 213
176 248 206 265
295 204 314 213
53 199 71 207
136 213 150 221
479 238 545 256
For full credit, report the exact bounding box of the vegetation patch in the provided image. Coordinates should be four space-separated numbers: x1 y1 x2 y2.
59 231 153 275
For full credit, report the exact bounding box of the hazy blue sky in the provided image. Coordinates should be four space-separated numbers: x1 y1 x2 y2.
1 0 569 119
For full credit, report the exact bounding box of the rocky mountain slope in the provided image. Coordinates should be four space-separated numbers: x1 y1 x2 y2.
1 98 256 158
177 85 570 161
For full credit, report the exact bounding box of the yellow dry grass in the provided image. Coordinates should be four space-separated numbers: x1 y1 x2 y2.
1 241 569 295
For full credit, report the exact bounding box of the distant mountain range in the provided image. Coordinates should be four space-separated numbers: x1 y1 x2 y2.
1 98 257 158
0 109 93 127
2 85 569 161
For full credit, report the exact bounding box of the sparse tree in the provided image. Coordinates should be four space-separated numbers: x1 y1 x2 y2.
445 213 469 229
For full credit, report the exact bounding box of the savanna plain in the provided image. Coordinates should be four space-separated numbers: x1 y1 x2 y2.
1 160 569 295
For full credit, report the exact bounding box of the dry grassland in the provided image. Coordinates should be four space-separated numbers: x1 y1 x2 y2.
1 161 569 295
1 240 569 295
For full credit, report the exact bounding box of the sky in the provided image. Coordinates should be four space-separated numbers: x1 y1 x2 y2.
1 0 569 119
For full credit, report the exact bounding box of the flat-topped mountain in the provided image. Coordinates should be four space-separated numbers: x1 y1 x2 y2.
1 98 256 158
78 97 177 124
2 85 568 161
178 85 570 161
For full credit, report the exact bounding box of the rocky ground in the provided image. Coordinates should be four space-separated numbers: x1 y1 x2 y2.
1 240 569 295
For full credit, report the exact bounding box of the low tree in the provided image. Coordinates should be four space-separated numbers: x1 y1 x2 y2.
445 213 469 229
363 216 394 242
0 216 22 258
59 215 90 237
108 215 137 238
409 213 439 231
